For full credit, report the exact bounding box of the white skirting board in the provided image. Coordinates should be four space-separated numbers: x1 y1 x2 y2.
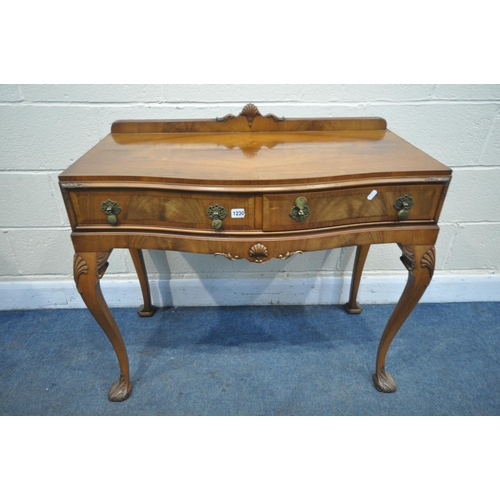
0 274 499 310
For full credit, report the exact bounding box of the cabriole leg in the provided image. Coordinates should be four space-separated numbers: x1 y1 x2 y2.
344 244 370 314
129 248 156 317
373 244 436 393
74 250 133 402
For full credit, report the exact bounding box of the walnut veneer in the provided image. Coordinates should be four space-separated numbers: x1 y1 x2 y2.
59 104 451 402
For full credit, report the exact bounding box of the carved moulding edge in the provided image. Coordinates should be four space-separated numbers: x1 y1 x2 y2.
214 252 241 261
214 246 302 263
425 177 449 183
278 250 303 260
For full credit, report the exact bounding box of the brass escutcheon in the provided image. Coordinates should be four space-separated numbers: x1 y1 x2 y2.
101 199 121 225
393 194 414 220
206 204 227 230
289 196 310 222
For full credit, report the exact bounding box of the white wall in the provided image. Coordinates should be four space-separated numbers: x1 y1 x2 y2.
1 84 499 309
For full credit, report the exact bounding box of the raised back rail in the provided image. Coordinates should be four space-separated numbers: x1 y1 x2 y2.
111 103 387 134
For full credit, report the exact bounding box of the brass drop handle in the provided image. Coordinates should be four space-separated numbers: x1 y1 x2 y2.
206 204 227 230
394 195 414 220
289 196 311 222
101 199 121 225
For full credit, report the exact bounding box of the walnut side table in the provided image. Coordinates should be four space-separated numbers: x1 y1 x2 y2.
59 104 451 401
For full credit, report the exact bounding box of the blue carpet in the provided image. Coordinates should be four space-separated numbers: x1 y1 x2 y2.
1 302 499 415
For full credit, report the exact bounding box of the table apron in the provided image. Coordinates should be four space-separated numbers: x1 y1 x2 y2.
70 224 439 259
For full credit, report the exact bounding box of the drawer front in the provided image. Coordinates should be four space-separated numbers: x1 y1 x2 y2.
70 189 255 230
263 184 443 231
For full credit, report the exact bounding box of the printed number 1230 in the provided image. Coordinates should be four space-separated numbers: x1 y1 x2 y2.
231 208 245 218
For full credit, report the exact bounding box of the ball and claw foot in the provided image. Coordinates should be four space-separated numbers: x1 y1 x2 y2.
372 367 397 393
108 374 133 402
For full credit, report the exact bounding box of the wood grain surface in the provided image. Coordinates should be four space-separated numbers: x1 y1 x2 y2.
60 130 450 185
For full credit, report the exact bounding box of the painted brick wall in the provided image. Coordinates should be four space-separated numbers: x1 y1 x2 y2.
1 84 499 303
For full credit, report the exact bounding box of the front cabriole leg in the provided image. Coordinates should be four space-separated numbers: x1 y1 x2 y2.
74 251 133 402
373 244 436 393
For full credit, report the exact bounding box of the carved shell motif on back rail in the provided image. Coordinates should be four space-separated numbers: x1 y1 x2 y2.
216 103 285 128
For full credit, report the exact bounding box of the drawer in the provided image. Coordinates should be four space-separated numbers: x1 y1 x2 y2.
263 184 444 231
70 189 256 231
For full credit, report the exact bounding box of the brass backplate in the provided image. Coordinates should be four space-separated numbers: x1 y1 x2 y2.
101 199 121 225
289 196 310 222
